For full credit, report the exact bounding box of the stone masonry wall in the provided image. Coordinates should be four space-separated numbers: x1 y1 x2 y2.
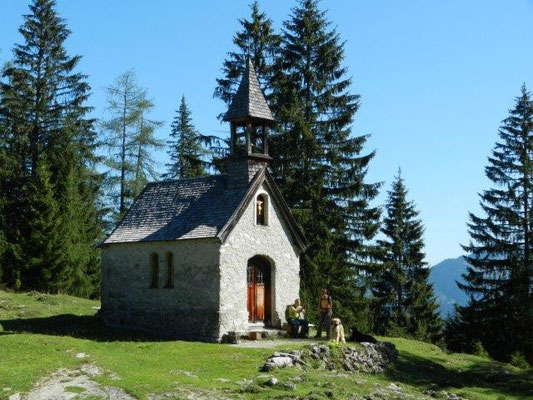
227 157 269 189
101 239 221 341
219 183 301 335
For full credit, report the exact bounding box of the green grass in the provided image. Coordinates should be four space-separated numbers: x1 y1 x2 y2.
1 290 532 400
65 385 86 393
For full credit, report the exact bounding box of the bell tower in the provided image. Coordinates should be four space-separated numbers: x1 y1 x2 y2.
224 58 274 189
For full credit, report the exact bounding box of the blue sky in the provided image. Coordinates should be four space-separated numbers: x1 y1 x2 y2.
1 0 533 265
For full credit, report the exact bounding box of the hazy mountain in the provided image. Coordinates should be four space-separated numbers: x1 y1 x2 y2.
429 256 469 318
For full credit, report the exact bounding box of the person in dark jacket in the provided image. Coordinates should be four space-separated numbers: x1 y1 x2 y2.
314 288 332 339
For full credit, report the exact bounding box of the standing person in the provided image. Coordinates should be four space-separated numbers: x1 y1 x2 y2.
287 299 309 338
315 288 333 339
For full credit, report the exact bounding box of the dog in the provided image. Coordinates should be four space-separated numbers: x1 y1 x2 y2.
348 327 377 344
329 318 346 343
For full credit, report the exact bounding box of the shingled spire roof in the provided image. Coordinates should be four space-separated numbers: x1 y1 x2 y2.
223 58 274 122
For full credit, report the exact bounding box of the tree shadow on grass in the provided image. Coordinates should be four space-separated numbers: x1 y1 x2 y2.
0 314 171 342
385 349 533 399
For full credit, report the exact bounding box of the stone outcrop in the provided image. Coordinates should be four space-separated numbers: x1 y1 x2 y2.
261 350 307 371
340 342 398 373
261 342 398 374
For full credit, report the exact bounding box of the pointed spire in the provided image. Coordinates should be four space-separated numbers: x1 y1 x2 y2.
223 58 274 122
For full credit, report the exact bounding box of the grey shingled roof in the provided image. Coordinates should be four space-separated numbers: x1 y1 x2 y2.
102 175 249 244
223 58 274 122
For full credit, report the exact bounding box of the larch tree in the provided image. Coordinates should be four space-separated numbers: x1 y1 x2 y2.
270 0 381 329
450 85 533 362
0 0 102 295
164 95 207 180
131 97 164 196
101 70 162 223
102 70 142 220
374 170 441 342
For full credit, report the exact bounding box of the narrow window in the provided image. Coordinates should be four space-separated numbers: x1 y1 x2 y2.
150 253 159 288
165 252 174 288
247 264 253 284
256 266 264 284
256 194 266 225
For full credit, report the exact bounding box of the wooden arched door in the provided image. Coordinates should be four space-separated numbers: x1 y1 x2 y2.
247 257 271 324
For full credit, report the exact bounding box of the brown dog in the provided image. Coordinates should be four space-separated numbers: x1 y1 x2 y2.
330 318 346 343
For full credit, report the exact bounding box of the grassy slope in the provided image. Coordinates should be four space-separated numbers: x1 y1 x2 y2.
0 290 531 400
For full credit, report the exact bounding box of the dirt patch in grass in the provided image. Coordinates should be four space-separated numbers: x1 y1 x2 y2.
8 364 134 400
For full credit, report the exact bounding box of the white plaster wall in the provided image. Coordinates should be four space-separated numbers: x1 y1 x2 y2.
219 183 301 335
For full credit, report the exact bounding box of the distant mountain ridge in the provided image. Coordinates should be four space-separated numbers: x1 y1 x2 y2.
429 256 469 318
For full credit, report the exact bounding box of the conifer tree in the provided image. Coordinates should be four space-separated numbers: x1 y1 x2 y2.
102 70 162 222
452 86 533 362
0 85 6 280
0 0 102 295
102 70 143 218
214 1 280 108
21 159 63 292
270 0 381 328
374 170 441 342
54 145 101 297
0 133 7 283
164 95 207 179
131 97 164 196
212 1 280 171
0 128 23 288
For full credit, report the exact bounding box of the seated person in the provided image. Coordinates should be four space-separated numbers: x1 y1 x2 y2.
287 298 309 338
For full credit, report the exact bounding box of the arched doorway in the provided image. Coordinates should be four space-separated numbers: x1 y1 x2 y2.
247 256 272 325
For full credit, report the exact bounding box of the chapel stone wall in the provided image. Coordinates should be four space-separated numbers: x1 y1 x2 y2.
219 182 301 336
100 239 221 341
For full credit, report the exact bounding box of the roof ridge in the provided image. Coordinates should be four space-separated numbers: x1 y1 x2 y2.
153 175 223 185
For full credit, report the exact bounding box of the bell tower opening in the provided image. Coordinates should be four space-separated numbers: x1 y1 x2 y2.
230 122 269 156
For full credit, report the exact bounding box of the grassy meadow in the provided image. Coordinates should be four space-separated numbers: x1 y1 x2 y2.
0 290 531 400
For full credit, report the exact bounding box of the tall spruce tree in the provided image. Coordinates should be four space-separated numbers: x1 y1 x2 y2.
451 86 533 362
0 92 8 283
214 1 280 108
102 70 162 223
212 1 280 172
374 170 441 342
54 145 102 297
0 115 23 288
22 159 63 292
163 95 207 179
0 0 102 295
270 0 381 328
